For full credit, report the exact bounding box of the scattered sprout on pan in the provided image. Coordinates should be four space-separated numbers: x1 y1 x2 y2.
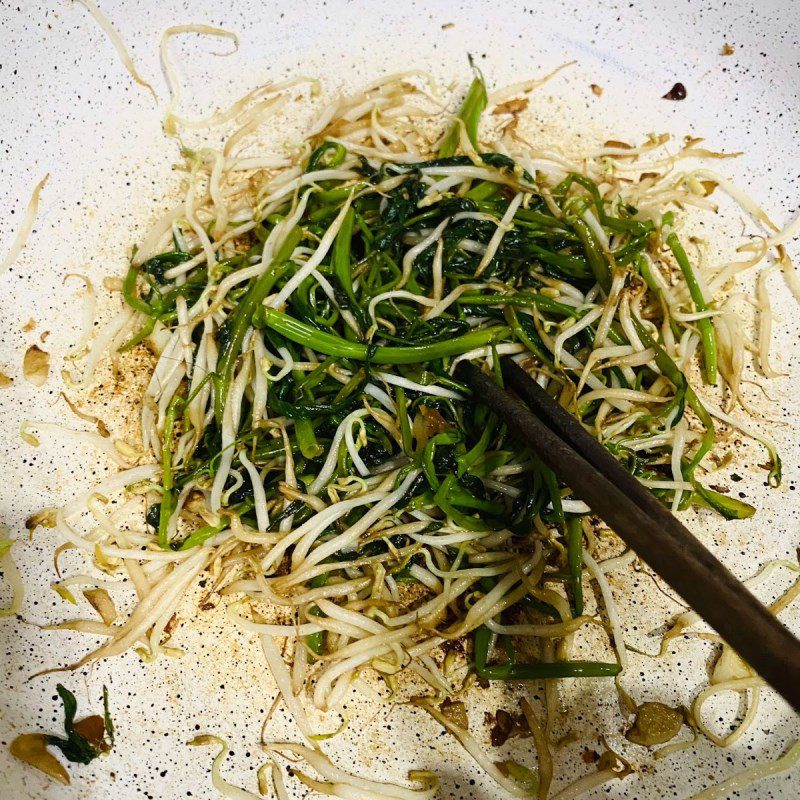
9 684 114 785
73 0 157 101
0 174 48 274
19 58 800 799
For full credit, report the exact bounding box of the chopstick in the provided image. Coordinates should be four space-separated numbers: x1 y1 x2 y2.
455 358 800 711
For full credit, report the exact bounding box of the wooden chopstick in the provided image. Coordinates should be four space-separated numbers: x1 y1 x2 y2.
455 359 800 711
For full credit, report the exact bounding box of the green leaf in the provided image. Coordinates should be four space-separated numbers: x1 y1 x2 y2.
439 70 488 157
45 684 114 765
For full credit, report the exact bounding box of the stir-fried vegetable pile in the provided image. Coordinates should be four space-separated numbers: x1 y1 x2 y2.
127 73 768 670
39 64 795 799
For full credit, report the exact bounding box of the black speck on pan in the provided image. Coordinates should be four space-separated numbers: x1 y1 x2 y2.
663 82 687 100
